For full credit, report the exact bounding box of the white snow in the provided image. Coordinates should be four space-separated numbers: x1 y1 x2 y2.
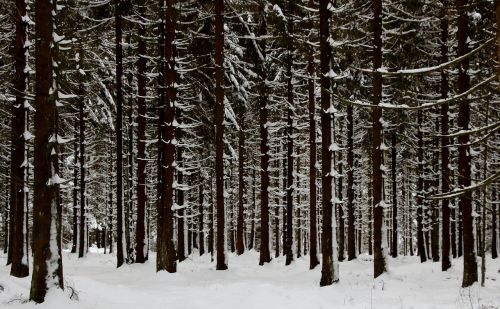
1 250 500 309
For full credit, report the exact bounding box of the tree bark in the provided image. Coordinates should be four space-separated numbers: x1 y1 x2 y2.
214 0 227 270
391 132 397 258
456 0 477 288
416 110 427 263
258 4 271 266
78 51 86 258
157 0 177 273
10 0 29 278
236 109 245 255
319 0 338 286
115 0 125 268
308 37 319 268
372 0 387 278
135 3 147 263
30 0 64 301
440 0 451 271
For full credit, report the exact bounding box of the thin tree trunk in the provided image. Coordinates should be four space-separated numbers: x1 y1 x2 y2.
347 104 355 261
440 0 451 271
236 108 245 255
492 188 498 259
214 0 227 270
308 37 319 268
115 0 125 268
135 4 147 262
416 110 427 263
78 52 86 258
456 0 477 287
199 176 205 256
391 132 397 258
372 0 387 278
10 0 29 278
177 125 185 262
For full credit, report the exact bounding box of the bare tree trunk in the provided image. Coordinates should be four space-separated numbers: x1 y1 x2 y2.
10 0 29 278
115 0 125 268
199 176 205 256
135 3 147 263
416 110 427 263
456 0 477 287
285 0 295 266
440 0 451 271
319 0 338 286
78 50 86 258
214 0 227 270
308 36 319 268
391 132 397 258
157 0 178 273
236 107 245 255
372 0 387 278
30 0 64 301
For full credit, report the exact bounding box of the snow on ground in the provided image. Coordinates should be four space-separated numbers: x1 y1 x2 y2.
1 249 499 309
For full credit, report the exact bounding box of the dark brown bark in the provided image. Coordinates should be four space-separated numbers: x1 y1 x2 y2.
115 0 125 268
492 188 498 259
214 0 227 270
249 169 256 250
391 132 397 258
135 6 147 263
71 121 78 254
440 0 451 271
456 0 477 287
285 0 294 266
199 177 205 256
372 0 387 278
319 0 337 286
30 0 64 301
347 105 355 261
157 0 177 273
236 109 245 255
308 41 319 269
78 53 86 258
10 0 29 278
257 5 271 266
416 110 427 263
177 124 185 262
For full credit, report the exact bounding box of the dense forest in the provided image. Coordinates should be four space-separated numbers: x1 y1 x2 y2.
0 0 499 305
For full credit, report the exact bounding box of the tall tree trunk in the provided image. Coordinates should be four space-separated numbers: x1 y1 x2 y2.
319 0 338 286
236 108 245 255
285 0 294 266
10 0 29 278
308 37 319 269
391 132 397 258
78 51 86 258
416 110 427 263
115 0 125 268
157 0 177 273
492 188 498 259
177 123 185 262
456 0 477 287
257 5 271 266
440 0 451 271
249 168 256 250
199 176 205 256
372 0 387 278
71 121 78 254
214 0 227 270
30 0 64 301
135 4 147 263
347 104 356 261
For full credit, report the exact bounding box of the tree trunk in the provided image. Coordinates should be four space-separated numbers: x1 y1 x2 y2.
177 122 185 262
214 0 227 270
135 4 147 263
456 0 477 288
285 0 295 266
319 0 338 286
372 0 387 278
199 176 205 256
78 52 86 258
347 104 356 261
115 0 125 268
416 110 427 263
10 0 29 278
157 0 178 273
30 0 64 301
308 38 319 268
492 188 498 259
236 108 245 255
257 5 271 266
440 0 451 271
391 132 397 258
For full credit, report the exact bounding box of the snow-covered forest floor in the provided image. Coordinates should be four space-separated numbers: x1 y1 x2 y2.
1 249 500 309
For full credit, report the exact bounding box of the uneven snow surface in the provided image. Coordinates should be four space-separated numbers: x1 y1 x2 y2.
1 249 500 309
